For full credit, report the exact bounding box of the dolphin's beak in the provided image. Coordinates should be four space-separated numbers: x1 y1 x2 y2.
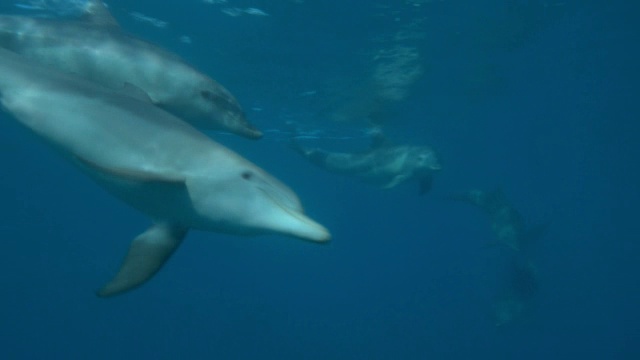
267 198 331 242
282 210 332 242
242 124 263 139
254 179 330 242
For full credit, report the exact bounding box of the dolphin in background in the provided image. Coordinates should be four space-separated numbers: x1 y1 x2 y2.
493 259 539 327
449 189 546 252
0 0 263 139
0 48 329 297
450 188 546 327
291 129 441 194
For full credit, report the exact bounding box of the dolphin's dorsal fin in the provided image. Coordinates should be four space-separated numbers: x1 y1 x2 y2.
82 1 120 28
97 223 188 297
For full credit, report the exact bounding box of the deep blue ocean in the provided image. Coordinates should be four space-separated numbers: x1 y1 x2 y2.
0 0 638 358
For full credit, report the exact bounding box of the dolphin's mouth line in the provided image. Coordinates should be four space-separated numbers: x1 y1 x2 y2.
256 186 331 242
257 187 305 220
255 187 329 241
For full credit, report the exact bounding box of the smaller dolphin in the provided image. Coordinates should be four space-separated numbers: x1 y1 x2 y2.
450 189 546 251
291 130 441 193
0 0 262 139
0 48 328 297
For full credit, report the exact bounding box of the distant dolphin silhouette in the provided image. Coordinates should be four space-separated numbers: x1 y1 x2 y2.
0 0 262 139
292 130 441 194
450 189 546 251
493 259 539 327
0 48 329 297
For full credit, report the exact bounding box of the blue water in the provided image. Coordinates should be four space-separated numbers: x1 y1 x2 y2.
1 0 638 358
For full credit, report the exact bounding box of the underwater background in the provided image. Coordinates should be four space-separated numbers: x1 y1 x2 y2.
0 0 638 358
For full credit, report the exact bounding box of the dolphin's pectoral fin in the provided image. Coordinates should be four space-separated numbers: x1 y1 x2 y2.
381 174 409 189
82 0 120 28
97 223 188 297
74 155 185 185
419 176 433 195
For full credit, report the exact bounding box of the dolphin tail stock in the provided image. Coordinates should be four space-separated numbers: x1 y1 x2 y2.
286 127 333 166
289 142 325 167
367 126 389 149
97 223 188 297
286 129 326 164
288 135 306 156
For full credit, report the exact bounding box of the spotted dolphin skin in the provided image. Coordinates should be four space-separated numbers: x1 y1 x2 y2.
0 0 262 139
0 48 329 297
292 133 441 194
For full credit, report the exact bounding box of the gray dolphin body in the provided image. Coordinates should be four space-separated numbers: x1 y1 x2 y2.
292 137 441 193
0 1 262 139
0 48 329 297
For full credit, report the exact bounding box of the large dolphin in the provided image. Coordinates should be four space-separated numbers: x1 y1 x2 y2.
291 131 441 193
0 0 262 139
0 48 329 297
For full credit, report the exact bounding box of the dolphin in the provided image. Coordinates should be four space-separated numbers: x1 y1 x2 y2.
291 131 441 193
0 48 329 297
0 0 263 139
493 259 539 327
449 189 546 251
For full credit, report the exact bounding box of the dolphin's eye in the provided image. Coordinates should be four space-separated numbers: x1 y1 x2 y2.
200 90 215 100
241 171 253 180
